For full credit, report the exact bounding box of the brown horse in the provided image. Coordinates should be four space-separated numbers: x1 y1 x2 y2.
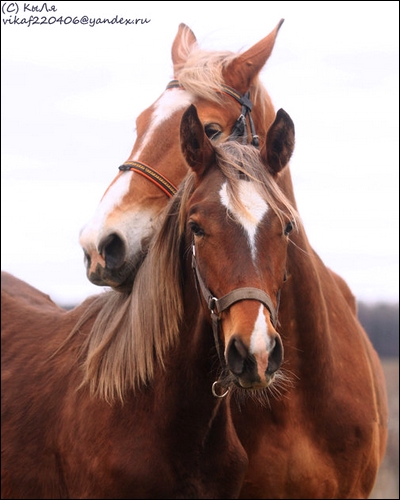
79 21 359 317
78 23 387 498
2 104 299 498
79 20 285 291
3 102 388 498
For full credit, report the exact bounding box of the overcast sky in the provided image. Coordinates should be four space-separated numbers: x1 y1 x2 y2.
1 1 399 306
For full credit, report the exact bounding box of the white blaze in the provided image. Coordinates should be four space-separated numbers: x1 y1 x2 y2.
219 180 269 260
250 305 273 354
80 88 193 253
135 88 193 157
79 173 133 248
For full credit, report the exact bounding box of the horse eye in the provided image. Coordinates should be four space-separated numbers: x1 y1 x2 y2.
284 221 294 236
205 123 222 141
189 221 205 237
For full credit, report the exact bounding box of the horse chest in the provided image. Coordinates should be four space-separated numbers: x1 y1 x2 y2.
238 431 339 498
59 396 247 499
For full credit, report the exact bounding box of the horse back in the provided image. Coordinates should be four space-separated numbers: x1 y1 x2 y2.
1 271 64 312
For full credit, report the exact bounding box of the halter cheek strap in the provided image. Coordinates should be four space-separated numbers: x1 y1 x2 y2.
166 80 259 148
118 81 259 199
226 90 259 148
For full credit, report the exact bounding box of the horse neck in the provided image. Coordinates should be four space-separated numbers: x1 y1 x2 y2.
280 228 343 380
151 260 231 438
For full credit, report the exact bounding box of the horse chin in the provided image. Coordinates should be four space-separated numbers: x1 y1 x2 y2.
234 372 276 391
87 253 146 292
110 276 135 294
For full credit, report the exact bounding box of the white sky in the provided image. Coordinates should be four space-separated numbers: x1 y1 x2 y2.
1 1 399 306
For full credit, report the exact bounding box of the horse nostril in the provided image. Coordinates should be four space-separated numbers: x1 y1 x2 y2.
226 337 249 376
99 233 126 270
266 335 283 375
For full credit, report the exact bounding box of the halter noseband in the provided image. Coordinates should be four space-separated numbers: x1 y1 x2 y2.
191 242 279 393
118 161 177 197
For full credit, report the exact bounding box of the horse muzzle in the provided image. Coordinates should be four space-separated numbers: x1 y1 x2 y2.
226 332 284 389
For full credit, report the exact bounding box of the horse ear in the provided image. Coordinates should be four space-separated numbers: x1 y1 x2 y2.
223 19 284 94
261 108 295 175
180 105 215 176
172 23 197 74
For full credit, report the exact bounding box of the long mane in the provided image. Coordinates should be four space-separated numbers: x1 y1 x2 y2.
72 141 299 403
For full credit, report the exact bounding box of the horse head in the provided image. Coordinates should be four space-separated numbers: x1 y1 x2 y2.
79 20 285 291
179 103 296 390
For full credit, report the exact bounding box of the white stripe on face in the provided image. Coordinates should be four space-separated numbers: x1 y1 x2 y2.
135 88 193 157
249 305 272 375
79 173 132 247
219 180 269 260
250 304 273 352
79 170 155 268
80 88 193 250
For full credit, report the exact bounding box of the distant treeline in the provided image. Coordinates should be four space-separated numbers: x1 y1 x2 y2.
62 300 399 358
357 302 399 358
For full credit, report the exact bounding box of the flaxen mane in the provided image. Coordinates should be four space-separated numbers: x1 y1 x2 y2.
173 28 271 116
71 141 298 403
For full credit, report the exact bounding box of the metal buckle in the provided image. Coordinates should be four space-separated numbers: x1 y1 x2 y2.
209 296 219 319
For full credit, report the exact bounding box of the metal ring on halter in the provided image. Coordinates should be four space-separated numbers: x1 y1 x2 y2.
209 297 219 315
212 381 230 398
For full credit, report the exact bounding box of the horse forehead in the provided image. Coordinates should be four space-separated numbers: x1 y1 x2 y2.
219 180 269 260
219 180 269 226
135 89 193 155
153 88 193 122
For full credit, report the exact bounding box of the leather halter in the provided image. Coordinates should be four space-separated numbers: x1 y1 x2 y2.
191 242 278 376
118 80 259 198
166 79 259 147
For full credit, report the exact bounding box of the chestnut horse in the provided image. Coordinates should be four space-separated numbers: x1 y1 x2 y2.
2 104 299 498
79 20 285 291
77 23 388 498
